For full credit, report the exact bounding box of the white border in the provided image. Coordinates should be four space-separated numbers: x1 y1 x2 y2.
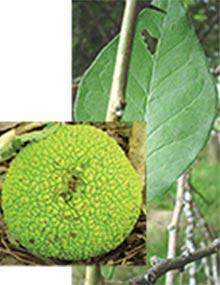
0 0 71 121
0 266 72 285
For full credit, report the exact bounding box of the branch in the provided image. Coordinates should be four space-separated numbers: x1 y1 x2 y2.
106 0 139 122
130 239 220 285
182 179 197 285
0 122 18 133
165 174 187 285
84 266 103 285
192 200 219 285
200 241 212 285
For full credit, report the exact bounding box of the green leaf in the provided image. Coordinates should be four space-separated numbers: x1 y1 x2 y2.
74 0 217 200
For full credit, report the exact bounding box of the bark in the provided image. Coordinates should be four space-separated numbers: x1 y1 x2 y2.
106 0 139 122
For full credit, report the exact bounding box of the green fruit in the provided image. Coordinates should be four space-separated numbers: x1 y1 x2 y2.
2 124 142 260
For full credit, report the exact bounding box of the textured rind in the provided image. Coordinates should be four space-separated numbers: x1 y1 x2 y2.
2 124 142 260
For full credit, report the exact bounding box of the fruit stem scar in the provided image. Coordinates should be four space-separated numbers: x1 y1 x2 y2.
68 175 79 192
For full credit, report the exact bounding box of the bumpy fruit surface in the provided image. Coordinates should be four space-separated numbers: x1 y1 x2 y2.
2 124 142 260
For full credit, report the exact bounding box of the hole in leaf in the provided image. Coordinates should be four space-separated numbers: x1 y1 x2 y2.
141 29 158 54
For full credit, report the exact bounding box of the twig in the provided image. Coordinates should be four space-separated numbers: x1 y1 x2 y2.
189 183 210 205
0 123 19 133
130 239 220 285
179 271 184 285
15 122 45 135
0 247 37 265
192 195 219 284
165 174 187 285
193 201 215 242
182 181 197 285
200 242 212 285
0 129 16 150
211 252 219 285
106 0 139 122
84 266 103 285
0 122 45 150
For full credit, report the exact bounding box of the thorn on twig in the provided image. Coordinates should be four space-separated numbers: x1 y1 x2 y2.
114 100 127 119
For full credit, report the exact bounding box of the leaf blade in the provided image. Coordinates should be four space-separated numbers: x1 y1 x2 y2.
147 0 217 199
74 0 217 200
